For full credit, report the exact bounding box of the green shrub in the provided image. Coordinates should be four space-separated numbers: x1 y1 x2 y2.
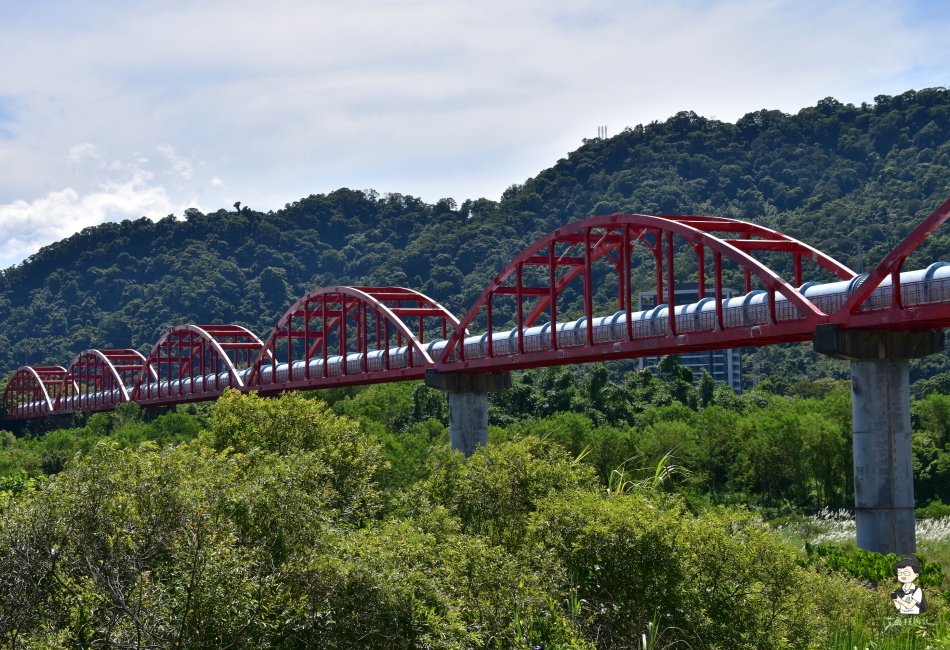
919 500 950 520
283 516 593 649
206 390 384 522
409 437 598 549
529 493 878 649
804 542 946 588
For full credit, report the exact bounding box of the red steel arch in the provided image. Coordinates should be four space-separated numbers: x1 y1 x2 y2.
2 366 67 419
833 196 950 329
132 324 267 405
57 349 149 413
248 286 462 390
520 214 856 327
439 213 857 372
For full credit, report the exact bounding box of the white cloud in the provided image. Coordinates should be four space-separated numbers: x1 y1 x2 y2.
0 142 223 269
68 142 98 163
0 169 181 269
157 144 193 182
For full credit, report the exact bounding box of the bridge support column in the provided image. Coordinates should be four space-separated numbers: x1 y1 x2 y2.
425 371 511 456
814 325 944 555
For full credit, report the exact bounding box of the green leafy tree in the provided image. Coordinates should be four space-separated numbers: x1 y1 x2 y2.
530 491 882 649
408 437 597 550
913 392 950 505
206 389 384 522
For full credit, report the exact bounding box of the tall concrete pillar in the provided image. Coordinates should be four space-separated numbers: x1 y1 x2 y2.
425 370 511 456
814 325 944 555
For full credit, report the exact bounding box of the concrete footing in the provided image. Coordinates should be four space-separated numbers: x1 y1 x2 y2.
814 325 944 555
425 371 511 456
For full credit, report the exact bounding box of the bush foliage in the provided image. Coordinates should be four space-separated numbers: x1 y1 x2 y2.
1 386 946 648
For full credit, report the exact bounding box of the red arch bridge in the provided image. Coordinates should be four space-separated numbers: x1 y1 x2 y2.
5 198 950 556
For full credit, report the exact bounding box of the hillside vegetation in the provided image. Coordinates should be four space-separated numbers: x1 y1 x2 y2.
1 88 950 385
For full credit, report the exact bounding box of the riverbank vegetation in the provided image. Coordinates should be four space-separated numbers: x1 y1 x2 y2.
2 366 949 647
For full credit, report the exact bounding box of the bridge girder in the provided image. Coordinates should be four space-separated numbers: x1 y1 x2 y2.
2 366 67 419
131 324 267 406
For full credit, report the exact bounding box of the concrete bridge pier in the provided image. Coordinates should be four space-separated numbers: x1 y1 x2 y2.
814 325 945 555
425 371 511 456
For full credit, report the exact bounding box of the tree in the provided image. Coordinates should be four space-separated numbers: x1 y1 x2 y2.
408 437 597 550
206 390 384 522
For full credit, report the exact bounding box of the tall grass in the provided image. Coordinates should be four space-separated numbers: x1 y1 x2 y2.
772 512 950 647
774 511 950 548
828 614 950 649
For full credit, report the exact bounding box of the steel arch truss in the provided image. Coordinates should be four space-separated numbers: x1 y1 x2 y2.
833 197 950 329
132 325 267 405
249 286 461 390
57 349 149 413
439 213 856 372
4 197 950 423
2 366 67 419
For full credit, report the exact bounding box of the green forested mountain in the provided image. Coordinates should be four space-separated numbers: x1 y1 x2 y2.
2 88 950 379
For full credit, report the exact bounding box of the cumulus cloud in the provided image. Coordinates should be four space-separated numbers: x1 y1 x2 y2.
0 136 227 269
0 137 228 269
0 169 179 270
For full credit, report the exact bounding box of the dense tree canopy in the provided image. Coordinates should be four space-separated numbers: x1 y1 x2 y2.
1 386 933 648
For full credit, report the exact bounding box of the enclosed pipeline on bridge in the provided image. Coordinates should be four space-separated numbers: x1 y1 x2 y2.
22 261 950 414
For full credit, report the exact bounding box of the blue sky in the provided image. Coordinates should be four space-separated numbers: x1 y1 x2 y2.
0 0 949 269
